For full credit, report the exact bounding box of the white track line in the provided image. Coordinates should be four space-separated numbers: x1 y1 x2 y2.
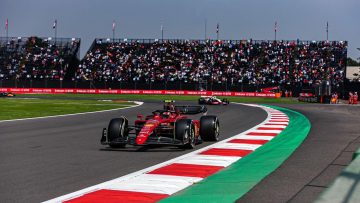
258 125 286 128
214 143 261 150
0 101 143 123
233 135 275 140
174 155 241 167
43 103 287 203
104 174 202 195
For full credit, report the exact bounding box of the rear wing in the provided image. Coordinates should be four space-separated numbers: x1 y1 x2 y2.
156 105 207 115
174 105 207 114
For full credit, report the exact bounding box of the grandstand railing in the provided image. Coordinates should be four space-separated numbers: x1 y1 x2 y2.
93 38 347 46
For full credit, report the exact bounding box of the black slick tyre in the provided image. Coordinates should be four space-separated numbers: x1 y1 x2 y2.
107 117 128 148
200 116 220 141
175 119 195 149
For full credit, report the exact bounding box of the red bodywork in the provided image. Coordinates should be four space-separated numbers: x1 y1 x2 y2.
134 112 200 145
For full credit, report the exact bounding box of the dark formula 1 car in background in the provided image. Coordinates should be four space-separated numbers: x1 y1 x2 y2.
198 96 229 105
101 101 220 149
0 92 15 97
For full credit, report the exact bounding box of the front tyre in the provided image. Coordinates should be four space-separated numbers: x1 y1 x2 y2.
200 116 220 141
108 117 128 148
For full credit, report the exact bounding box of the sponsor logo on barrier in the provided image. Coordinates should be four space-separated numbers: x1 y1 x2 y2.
120 90 140 94
143 90 163 94
54 89 66 93
165 91 176 95
175 91 185 95
2 88 279 98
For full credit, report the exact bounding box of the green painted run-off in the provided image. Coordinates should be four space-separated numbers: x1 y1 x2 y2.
159 105 311 203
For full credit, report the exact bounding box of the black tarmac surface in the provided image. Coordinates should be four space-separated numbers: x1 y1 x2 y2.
0 101 266 203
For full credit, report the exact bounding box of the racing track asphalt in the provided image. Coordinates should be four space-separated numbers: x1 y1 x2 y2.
0 101 267 203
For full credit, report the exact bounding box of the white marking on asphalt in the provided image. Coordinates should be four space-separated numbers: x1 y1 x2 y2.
214 143 261 150
104 174 202 195
250 130 283 134
174 155 241 167
258 125 286 129
267 122 289 125
233 135 275 140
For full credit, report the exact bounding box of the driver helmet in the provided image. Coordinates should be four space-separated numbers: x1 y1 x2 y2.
162 111 171 118
168 104 175 111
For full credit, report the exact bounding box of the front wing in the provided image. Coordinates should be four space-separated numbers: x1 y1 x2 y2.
101 126 202 146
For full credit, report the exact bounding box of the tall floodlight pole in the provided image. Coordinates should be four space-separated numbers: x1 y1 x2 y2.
205 19 207 40
274 21 277 41
161 24 164 41
326 21 329 41
53 19 57 45
112 20 116 42
5 19 8 43
216 23 219 40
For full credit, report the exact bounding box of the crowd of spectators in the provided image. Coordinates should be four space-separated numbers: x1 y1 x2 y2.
0 37 347 89
76 39 347 88
0 36 80 80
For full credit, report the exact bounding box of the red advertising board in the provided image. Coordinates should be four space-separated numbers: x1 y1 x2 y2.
0 88 280 98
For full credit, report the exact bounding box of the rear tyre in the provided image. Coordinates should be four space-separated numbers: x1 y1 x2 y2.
200 116 220 141
198 98 205 105
222 98 230 104
175 119 195 149
107 117 128 148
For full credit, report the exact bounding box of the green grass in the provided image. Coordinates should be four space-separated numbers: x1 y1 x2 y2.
0 98 135 121
17 94 299 104
1 94 299 121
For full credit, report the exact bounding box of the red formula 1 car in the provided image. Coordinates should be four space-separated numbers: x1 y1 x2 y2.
101 102 220 149
198 96 229 105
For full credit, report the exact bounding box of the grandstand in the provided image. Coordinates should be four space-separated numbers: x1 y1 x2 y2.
76 39 347 95
0 36 80 87
0 37 348 96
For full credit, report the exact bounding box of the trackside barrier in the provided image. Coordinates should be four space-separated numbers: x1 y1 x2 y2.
315 147 360 203
0 88 281 98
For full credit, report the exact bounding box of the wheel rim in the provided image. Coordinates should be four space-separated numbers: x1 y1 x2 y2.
214 120 219 140
184 130 188 141
190 127 195 147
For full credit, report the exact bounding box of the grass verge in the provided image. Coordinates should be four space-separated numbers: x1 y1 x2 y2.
0 98 135 121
